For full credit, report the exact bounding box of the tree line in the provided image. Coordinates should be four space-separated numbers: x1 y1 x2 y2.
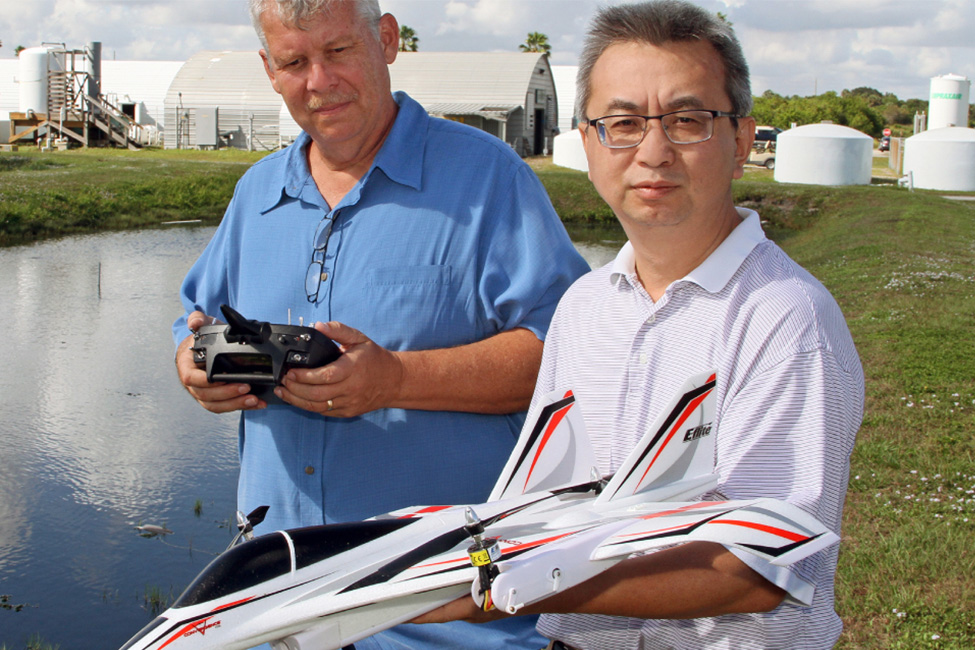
752 87 974 138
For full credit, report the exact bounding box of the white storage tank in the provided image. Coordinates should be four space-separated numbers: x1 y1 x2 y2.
773 123 873 186
902 127 975 192
18 46 64 114
553 129 588 172
929 74 971 130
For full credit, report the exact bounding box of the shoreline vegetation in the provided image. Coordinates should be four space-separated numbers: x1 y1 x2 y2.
2 148 974 649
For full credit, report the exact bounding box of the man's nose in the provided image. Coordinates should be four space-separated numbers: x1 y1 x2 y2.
307 61 338 92
633 119 677 167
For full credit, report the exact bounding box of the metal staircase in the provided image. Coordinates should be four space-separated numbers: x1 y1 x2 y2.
9 47 145 149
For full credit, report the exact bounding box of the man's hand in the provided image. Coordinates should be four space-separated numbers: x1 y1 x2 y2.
411 595 508 625
275 321 405 417
175 310 266 413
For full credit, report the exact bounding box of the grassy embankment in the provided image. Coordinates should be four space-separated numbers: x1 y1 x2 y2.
1 149 974 649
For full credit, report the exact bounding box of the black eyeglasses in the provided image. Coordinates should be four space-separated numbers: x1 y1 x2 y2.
305 215 335 303
587 109 741 148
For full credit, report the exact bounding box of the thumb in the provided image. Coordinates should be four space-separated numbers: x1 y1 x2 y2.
315 321 369 348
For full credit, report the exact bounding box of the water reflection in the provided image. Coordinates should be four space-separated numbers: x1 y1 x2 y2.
0 226 622 649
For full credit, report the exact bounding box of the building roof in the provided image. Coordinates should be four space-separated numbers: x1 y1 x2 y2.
390 52 550 109
423 102 519 121
165 51 279 113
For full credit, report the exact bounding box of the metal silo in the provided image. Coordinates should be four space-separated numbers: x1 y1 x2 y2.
18 46 64 114
929 74 971 130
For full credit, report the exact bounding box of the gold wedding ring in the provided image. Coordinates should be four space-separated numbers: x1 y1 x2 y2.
327 399 334 411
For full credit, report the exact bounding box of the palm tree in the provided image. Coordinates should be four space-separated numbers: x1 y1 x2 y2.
399 25 419 52
519 32 551 56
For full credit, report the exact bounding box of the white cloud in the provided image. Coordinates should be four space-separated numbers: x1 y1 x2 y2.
0 0 971 101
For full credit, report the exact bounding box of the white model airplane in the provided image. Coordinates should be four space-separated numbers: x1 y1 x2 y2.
120 371 838 650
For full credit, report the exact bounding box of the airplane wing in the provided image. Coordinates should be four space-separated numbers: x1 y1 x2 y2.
487 498 838 614
593 498 839 566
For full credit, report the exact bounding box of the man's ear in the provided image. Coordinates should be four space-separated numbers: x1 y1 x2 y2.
733 116 756 179
579 123 594 182
378 13 399 65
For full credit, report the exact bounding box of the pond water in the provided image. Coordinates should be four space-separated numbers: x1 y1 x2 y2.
0 226 622 649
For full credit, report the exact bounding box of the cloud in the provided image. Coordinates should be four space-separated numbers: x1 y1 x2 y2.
0 0 971 101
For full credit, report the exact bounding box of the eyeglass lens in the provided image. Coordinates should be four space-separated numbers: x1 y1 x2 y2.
305 216 335 302
598 110 715 147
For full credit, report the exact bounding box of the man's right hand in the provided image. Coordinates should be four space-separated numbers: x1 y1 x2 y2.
175 310 266 413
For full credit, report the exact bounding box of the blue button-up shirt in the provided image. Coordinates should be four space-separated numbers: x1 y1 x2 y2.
175 92 588 649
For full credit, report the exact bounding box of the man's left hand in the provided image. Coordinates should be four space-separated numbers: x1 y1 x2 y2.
411 595 508 625
275 321 405 417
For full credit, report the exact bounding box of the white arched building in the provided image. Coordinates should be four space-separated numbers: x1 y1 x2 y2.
163 50 556 155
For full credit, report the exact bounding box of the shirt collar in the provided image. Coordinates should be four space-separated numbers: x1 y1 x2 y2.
610 208 766 293
263 91 426 212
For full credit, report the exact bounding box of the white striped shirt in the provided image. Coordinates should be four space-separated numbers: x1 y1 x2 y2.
534 209 864 650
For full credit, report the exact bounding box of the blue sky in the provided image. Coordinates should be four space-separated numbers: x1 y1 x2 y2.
1 0 973 100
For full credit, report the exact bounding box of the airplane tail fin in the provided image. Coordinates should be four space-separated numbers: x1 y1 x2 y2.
595 371 718 507
488 390 596 502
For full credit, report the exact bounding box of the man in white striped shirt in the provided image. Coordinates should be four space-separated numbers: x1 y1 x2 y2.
416 1 863 648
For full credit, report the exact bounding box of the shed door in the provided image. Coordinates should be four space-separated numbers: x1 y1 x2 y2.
533 108 545 155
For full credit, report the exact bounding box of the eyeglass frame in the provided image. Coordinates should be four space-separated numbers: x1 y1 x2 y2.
586 109 741 148
305 215 336 303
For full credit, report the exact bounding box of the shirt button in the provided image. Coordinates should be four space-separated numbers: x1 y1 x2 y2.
305 466 315 475
647 313 656 323
321 271 329 282
640 353 648 365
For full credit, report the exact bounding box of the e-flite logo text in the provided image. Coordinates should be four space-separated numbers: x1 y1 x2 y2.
184 619 221 638
683 423 712 442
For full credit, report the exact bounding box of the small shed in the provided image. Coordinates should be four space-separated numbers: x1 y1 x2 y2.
389 52 557 156
774 123 873 186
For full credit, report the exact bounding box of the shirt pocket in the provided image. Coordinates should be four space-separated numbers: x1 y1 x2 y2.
363 265 471 349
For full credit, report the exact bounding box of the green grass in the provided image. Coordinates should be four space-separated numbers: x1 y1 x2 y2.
3 150 975 648
0 147 265 245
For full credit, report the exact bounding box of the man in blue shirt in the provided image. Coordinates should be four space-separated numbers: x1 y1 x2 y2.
172 1 588 648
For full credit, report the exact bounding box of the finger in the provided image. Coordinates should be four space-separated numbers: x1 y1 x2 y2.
194 390 266 414
285 352 351 385
315 320 368 349
273 384 337 416
187 311 207 332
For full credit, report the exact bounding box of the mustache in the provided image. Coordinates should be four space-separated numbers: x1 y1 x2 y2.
306 93 357 111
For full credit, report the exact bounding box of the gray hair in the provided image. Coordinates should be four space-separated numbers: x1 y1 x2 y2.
575 0 752 123
249 0 382 52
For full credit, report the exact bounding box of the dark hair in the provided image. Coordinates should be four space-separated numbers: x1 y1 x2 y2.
575 0 752 122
